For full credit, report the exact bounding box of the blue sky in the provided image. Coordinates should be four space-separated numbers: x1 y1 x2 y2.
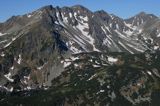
0 0 160 22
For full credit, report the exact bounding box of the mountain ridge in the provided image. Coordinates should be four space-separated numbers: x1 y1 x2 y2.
1 5 158 23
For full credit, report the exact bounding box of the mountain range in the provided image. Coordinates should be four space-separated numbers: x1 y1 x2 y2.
0 5 160 106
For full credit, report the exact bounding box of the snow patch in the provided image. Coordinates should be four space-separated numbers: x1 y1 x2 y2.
17 54 22 64
0 40 7 44
63 59 72 68
54 21 59 25
69 13 72 18
75 21 100 52
37 65 44 70
100 90 105 93
147 71 152 75
74 12 77 16
0 32 7 36
101 25 111 34
116 24 119 30
157 33 160 37
4 86 13 92
64 61 71 68
74 64 79 67
108 56 118 63
56 12 65 26
96 89 105 94
4 35 19 48
27 14 32 18
76 22 89 36
37 63 47 70
24 75 30 80
124 22 132 29
0 52 5 57
70 46 82 53
152 69 160 78
10 66 14 70
82 16 88 22
127 43 144 53
109 23 112 27
4 72 14 82
103 38 112 47
115 30 127 38
70 56 79 61
118 41 134 54
86 34 100 52
66 41 82 53
93 64 101 68
110 15 114 20
125 30 133 36
87 74 96 81
154 45 159 50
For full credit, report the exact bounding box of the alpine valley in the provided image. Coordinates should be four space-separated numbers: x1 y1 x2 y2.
0 5 160 106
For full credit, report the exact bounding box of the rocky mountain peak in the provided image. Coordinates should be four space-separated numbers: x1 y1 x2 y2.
125 11 158 27
138 11 147 16
94 10 111 22
39 5 53 11
71 5 90 11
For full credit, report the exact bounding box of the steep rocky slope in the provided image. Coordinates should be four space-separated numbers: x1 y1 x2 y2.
0 52 160 106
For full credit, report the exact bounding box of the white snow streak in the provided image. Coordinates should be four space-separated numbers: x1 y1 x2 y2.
17 54 22 64
4 72 14 82
118 41 134 54
69 13 72 18
127 43 144 52
157 33 160 37
4 35 19 48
